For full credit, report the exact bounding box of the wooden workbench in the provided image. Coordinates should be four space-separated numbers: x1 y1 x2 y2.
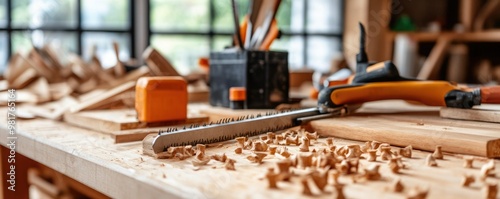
1 101 500 199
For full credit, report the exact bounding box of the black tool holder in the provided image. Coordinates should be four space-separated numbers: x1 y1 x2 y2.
209 50 289 109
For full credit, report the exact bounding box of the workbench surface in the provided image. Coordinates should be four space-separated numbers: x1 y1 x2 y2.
1 101 500 199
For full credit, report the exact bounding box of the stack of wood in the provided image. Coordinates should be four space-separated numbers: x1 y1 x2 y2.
0 43 203 120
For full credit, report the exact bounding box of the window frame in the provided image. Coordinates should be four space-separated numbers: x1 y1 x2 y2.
0 0 136 61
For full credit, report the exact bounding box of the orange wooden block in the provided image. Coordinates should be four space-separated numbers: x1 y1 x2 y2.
135 77 187 122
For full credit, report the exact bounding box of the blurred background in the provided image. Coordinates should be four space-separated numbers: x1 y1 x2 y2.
2 0 500 84
0 0 343 75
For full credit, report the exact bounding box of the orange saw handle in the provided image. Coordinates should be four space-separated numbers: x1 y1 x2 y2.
318 81 482 109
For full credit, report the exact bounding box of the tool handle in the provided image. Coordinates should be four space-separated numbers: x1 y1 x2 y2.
318 81 481 108
481 86 500 103
258 19 279 50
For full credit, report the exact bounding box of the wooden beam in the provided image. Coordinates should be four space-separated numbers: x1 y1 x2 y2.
473 0 500 31
417 36 452 80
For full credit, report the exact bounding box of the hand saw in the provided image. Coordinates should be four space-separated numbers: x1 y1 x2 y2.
151 80 500 153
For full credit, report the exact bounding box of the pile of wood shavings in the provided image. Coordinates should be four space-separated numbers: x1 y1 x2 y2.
154 129 498 199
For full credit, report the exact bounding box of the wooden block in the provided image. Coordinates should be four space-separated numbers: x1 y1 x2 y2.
63 108 208 143
113 42 126 77
69 81 136 113
440 107 500 123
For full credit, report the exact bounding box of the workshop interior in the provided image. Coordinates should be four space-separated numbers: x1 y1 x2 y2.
1 0 500 198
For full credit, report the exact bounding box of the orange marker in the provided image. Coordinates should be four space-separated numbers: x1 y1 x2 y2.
135 77 187 122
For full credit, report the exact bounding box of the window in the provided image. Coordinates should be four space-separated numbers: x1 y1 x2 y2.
0 0 133 69
1 1 344 74
149 0 344 74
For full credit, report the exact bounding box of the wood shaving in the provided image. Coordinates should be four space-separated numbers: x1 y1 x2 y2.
461 174 475 187
400 145 413 158
265 167 278 189
426 154 437 167
463 156 474 168
392 178 404 192
211 153 227 162
225 158 236 170
247 152 267 164
432 145 443 159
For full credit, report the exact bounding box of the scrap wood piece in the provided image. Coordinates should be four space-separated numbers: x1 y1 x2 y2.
69 81 136 113
0 90 40 104
107 66 151 88
28 48 59 82
41 45 64 69
27 96 78 120
7 55 39 89
112 42 126 77
49 82 74 101
69 55 94 81
142 47 180 76
440 107 500 123
76 77 99 94
0 80 8 92
25 77 52 103
4 53 24 82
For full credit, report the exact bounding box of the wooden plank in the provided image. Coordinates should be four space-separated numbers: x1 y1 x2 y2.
69 81 136 113
2 106 500 198
440 107 500 123
417 36 452 80
305 101 500 157
64 108 209 143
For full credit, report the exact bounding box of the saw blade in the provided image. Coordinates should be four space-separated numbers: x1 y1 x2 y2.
152 107 327 153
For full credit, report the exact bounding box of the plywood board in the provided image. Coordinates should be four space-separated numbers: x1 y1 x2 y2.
63 108 209 143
